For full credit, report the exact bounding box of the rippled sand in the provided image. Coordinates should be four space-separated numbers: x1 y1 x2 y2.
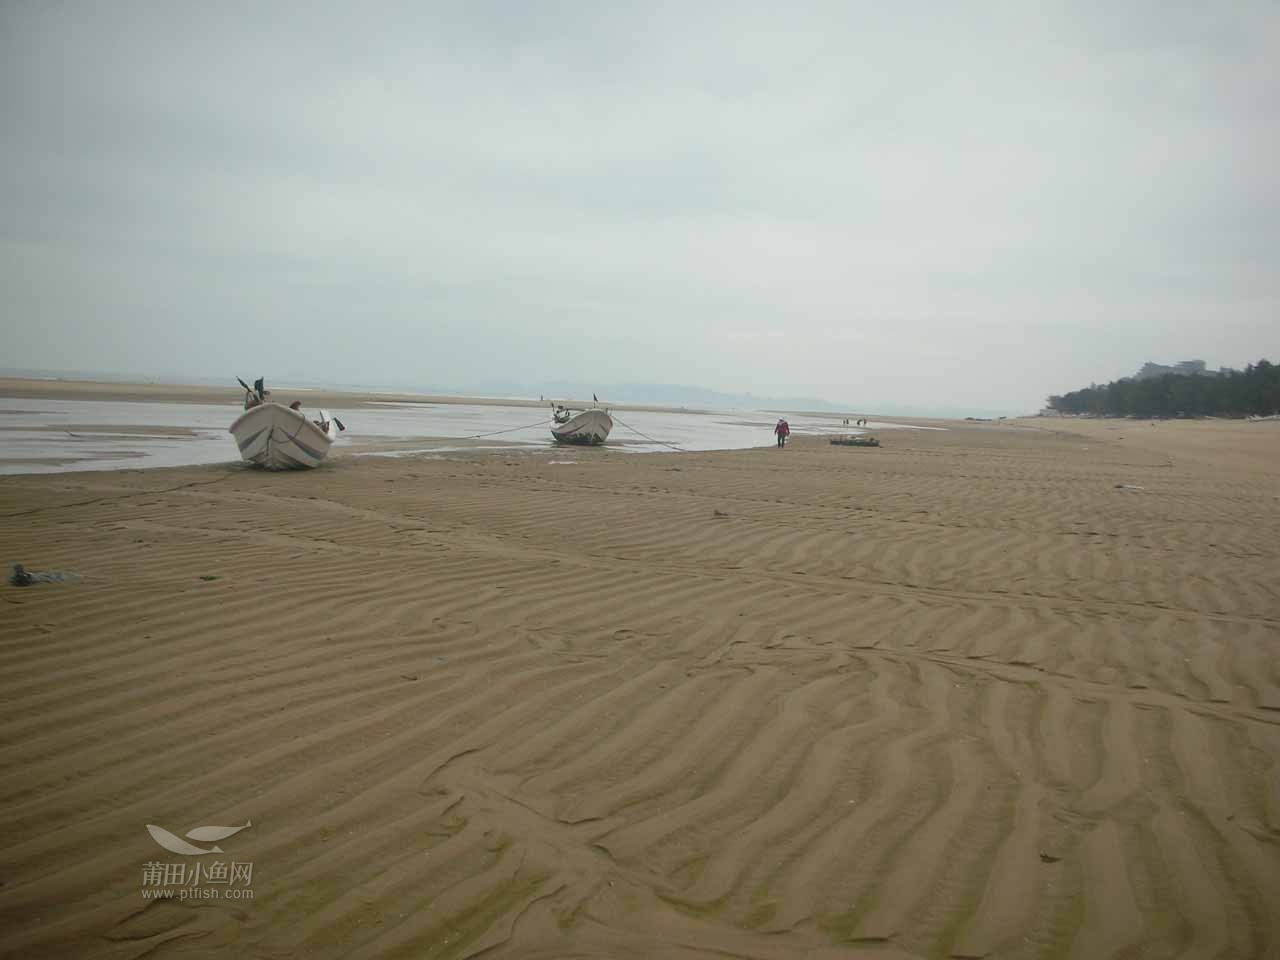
1 418 1277 958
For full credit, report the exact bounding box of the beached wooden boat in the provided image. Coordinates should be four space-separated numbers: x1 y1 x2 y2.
229 378 343 469
830 434 879 447
551 406 613 445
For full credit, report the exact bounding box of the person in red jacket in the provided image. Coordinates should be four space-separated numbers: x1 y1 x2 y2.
774 418 790 448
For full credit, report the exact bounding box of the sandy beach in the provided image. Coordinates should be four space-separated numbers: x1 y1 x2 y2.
1 416 1278 958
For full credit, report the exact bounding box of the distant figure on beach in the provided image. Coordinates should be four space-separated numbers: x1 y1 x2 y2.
774 418 790 448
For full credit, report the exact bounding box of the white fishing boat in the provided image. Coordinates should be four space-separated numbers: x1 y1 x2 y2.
229 378 344 469
550 403 613 445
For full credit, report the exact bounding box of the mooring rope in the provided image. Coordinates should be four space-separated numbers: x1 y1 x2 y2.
459 416 556 440
611 413 685 452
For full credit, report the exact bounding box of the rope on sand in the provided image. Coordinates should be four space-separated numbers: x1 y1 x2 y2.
611 414 685 452
460 416 556 440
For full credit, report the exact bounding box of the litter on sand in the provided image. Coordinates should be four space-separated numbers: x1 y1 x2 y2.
10 564 81 587
1114 484 1144 491
830 435 880 447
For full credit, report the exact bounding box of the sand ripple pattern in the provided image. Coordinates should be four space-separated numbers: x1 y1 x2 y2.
1 419 1278 958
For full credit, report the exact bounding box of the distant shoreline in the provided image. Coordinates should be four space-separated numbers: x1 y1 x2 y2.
0 376 963 426
0 376 727 417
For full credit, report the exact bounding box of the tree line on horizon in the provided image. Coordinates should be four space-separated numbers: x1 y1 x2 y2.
1047 359 1279 418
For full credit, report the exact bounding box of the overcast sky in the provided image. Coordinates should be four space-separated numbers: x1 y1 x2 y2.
3 2 1276 413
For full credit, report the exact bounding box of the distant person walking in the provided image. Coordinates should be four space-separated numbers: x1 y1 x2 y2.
774 418 790 448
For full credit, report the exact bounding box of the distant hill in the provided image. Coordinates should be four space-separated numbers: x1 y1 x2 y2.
458 380 1011 419
535 382 839 411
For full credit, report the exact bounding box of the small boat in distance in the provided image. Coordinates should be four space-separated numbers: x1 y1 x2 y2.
229 377 345 469
551 397 613 445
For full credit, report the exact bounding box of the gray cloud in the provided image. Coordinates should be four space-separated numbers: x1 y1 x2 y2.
3 1 1277 412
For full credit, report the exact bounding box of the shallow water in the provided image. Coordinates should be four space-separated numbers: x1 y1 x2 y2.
0 397 933 474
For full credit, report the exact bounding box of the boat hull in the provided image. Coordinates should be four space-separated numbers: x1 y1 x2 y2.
229 403 337 469
551 409 613 445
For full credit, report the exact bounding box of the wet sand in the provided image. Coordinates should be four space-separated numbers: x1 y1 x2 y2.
1 417 1278 958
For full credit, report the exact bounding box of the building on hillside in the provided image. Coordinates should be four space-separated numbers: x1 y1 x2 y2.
1132 359 1234 380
